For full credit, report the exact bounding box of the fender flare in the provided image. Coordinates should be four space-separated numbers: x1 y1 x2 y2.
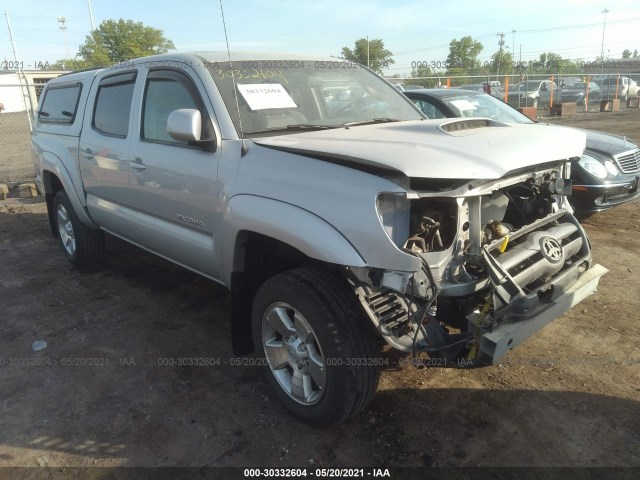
40 151 97 228
222 195 367 283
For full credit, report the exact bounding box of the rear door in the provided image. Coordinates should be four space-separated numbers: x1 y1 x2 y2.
79 70 140 232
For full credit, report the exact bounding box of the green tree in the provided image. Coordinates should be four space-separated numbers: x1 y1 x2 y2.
405 65 432 87
446 36 483 74
490 49 513 76
533 52 580 74
48 58 91 71
622 49 632 58
634 49 639 57
341 38 394 73
77 19 175 67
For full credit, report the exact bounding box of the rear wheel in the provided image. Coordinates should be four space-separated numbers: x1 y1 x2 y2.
53 190 105 266
252 267 380 426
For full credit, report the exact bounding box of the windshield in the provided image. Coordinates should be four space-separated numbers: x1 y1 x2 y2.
440 93 533 124
207 60 423 136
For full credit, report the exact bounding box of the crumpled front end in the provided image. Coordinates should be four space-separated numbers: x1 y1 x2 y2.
352 161 607 366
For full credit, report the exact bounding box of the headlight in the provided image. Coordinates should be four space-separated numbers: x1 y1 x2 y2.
604 160 619 176
376 193 410 249
578 155 607 179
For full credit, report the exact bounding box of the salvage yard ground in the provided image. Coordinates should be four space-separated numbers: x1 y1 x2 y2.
0 109 639 473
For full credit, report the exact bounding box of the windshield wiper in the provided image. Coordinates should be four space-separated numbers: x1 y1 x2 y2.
245 124 339 135
285 124 339 131
343 118 401 128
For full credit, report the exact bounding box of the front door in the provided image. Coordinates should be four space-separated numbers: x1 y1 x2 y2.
124 66 221 278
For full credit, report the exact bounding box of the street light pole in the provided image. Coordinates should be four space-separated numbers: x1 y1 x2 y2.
57 16 69 59
600 8 609 72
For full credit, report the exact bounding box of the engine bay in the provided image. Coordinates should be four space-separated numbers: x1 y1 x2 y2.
356 166 594 365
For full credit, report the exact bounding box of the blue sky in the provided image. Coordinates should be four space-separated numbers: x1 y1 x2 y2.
1 0 639 76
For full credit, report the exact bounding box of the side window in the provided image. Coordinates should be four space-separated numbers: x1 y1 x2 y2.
142 70 205 145
93 72 137 138
38 84 81 124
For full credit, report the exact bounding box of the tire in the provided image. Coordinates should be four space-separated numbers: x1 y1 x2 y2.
252 267 380 426
53 190 105 266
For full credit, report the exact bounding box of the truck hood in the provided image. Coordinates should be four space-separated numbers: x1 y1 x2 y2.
252 119 586 180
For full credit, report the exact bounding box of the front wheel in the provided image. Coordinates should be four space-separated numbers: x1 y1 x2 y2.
252 267 380 426
53 190 105 266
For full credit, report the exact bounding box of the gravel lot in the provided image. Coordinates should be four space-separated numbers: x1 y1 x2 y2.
0 109 639 476
0 112 33 183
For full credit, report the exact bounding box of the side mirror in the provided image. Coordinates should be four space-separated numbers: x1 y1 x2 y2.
167 109 202 142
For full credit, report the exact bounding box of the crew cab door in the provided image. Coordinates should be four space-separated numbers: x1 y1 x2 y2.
124 66 221 278
79 69 140 233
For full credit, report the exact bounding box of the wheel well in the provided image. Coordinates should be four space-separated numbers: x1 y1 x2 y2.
230 231 323 355
43 171 64 238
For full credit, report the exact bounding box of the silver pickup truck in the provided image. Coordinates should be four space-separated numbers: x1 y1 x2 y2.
32 52 607 426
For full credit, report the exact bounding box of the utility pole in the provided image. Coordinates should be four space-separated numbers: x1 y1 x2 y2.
5 11 19 64
58 16 70 58
5 11 33 129
600 8 609 72
366 36 370 68
87 0 95 30
497 33 505 79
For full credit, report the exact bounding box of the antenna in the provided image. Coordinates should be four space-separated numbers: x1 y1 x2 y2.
219 0 248 155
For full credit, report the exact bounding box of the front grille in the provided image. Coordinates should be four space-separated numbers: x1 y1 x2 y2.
614 148 640 174
492 223 583 292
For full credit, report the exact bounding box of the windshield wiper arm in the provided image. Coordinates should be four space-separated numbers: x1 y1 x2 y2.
245 124 339 135
285 124 339 131
343 118 400 128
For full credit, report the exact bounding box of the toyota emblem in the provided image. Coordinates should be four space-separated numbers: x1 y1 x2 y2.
540 237 563 263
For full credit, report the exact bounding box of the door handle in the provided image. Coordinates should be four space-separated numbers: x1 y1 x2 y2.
129 158 147 171
82 150 94 159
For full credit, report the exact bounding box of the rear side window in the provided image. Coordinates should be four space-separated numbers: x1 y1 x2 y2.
38 84 81 124
93 72 137 137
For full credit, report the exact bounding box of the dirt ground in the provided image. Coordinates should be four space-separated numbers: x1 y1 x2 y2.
1 109 639 475
0 112 33 183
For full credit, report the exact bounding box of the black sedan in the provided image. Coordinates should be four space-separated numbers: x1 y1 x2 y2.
403 88 640 215
561 82 602 105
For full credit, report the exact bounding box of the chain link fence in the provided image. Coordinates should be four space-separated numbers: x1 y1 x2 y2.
0 71 64 183
393 71 640 113
2 68 640 183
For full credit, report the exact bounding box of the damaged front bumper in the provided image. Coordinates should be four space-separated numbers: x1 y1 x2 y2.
472 262 607 364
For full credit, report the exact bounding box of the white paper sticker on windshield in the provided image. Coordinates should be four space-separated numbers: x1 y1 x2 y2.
237 83 297 110
450 99 478 111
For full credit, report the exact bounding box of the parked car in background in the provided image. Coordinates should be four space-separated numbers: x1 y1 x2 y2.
561 82 602 105
559 77 581 88
598 76 639 101
458 82 502 98
404 88 640 214
506 79 559 108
